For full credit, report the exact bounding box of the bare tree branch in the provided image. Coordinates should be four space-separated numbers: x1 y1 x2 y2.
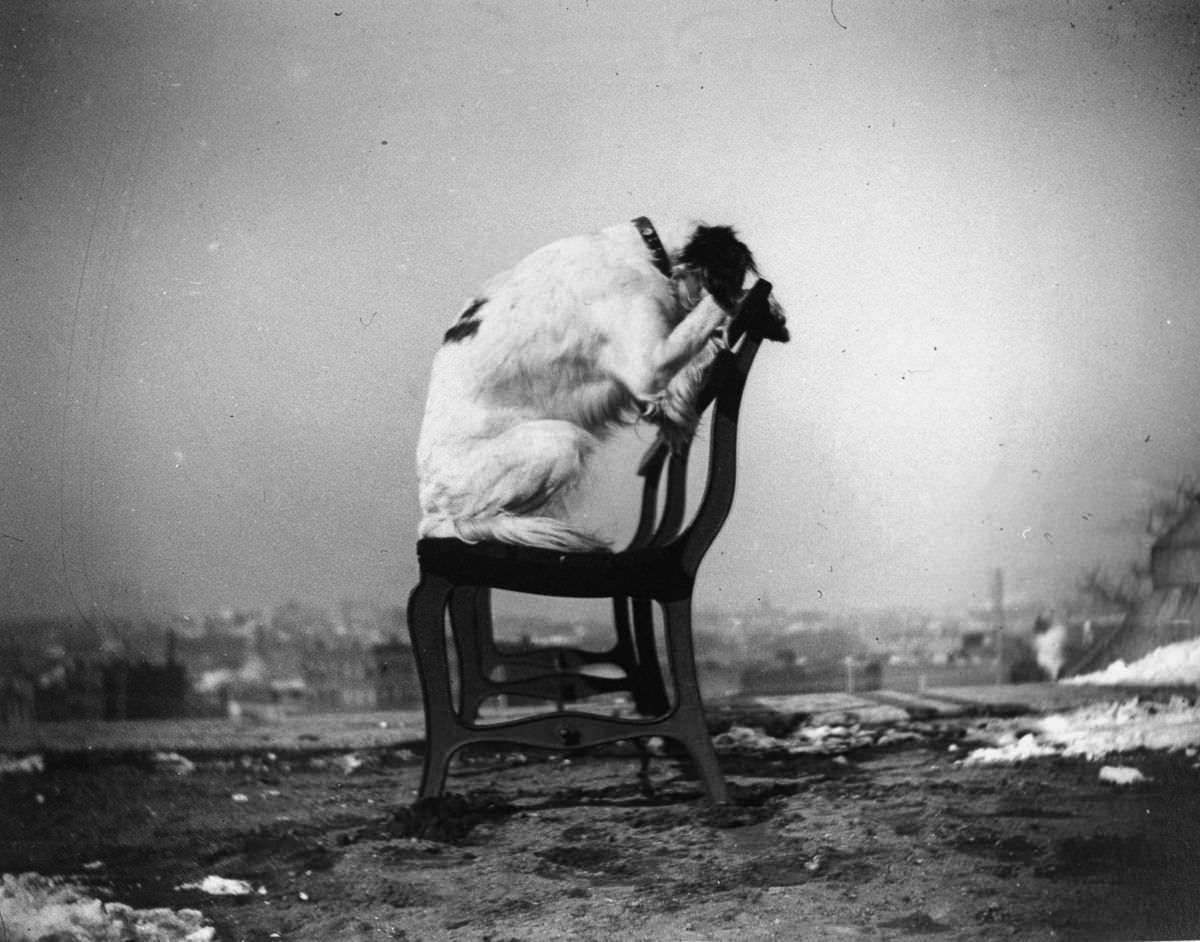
1077 472 1200 613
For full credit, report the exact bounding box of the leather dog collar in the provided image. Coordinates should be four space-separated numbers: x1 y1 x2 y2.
632 216 672 278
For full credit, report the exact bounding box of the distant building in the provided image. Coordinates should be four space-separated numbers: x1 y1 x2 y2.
117 658 190 719
372 639 420 709
34 659 106 722
302 638 375 711
740 655 882 696
954 630 997 664
0 672 35 727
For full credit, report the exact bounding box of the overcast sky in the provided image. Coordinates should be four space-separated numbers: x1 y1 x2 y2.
3 0 1199 622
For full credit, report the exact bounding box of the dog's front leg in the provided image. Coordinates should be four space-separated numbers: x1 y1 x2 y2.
639 338 722 451
647 294 729 391
606 295 729 451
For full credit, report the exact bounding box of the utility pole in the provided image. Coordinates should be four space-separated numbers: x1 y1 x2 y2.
992 568 1006 685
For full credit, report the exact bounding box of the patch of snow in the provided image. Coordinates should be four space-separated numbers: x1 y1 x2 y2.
331 752 365 775
960 733 1059 766
151 752 196 775
1066 636 1200 687
963 696 1200 765
176 875 254 896
0 753 44 777
713 724 785 753
0 872 214 941
1039 697 1200 758
1098 765 1148 786
713 720 881 756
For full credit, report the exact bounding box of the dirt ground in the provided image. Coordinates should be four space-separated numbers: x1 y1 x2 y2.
2 715 1199 942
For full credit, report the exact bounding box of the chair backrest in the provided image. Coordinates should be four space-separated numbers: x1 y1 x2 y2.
627 279 773 575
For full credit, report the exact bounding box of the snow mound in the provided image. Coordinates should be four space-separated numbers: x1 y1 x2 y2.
1098 765 1148 786
1066 636 1200 687
963 696 1200 765
0 753 44 777
958 733 1058 766
176 875 254 896
0 873 214 941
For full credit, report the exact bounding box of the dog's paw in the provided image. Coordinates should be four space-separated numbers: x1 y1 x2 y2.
640 395 699 454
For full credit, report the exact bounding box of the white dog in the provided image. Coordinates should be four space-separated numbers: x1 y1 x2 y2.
416 217 784 550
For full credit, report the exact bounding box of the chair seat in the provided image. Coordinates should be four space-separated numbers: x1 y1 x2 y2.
416 536 695 601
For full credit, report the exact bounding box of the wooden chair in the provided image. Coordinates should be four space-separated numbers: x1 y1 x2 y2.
406 279 783 804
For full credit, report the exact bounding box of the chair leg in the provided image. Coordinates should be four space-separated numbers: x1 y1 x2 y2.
407 572 459 799
660 597 729 804
417 724 456 799
611 595 637 672
451 585 492 722
630 597 670 716
610 597 640 711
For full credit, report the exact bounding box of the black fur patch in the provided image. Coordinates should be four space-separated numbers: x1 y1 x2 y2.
678 225 759 309
443 297 486 343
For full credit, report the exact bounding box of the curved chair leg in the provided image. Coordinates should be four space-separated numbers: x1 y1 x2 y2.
417 731 458 798
660 597 729 804
407 572 459 798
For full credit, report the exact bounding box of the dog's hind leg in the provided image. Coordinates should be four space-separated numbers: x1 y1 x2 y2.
430 420 608 550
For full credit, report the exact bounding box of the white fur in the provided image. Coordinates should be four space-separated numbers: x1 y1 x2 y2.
416 219 745 550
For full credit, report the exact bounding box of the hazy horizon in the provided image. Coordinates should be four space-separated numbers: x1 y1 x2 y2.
4 1 1199 624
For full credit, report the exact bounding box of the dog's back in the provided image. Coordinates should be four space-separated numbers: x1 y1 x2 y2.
416 219 758 550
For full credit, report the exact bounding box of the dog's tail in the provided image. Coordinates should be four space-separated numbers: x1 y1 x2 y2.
425 512 611 552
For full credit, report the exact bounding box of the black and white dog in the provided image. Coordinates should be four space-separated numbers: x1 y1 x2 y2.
416 217 787 550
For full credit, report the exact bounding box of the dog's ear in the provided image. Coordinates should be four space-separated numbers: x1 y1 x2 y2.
678 225 758 310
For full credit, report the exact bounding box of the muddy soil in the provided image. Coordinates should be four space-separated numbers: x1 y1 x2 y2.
2 724 1199 941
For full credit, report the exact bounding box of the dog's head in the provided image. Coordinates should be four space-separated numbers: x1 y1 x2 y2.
677 224 759 311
